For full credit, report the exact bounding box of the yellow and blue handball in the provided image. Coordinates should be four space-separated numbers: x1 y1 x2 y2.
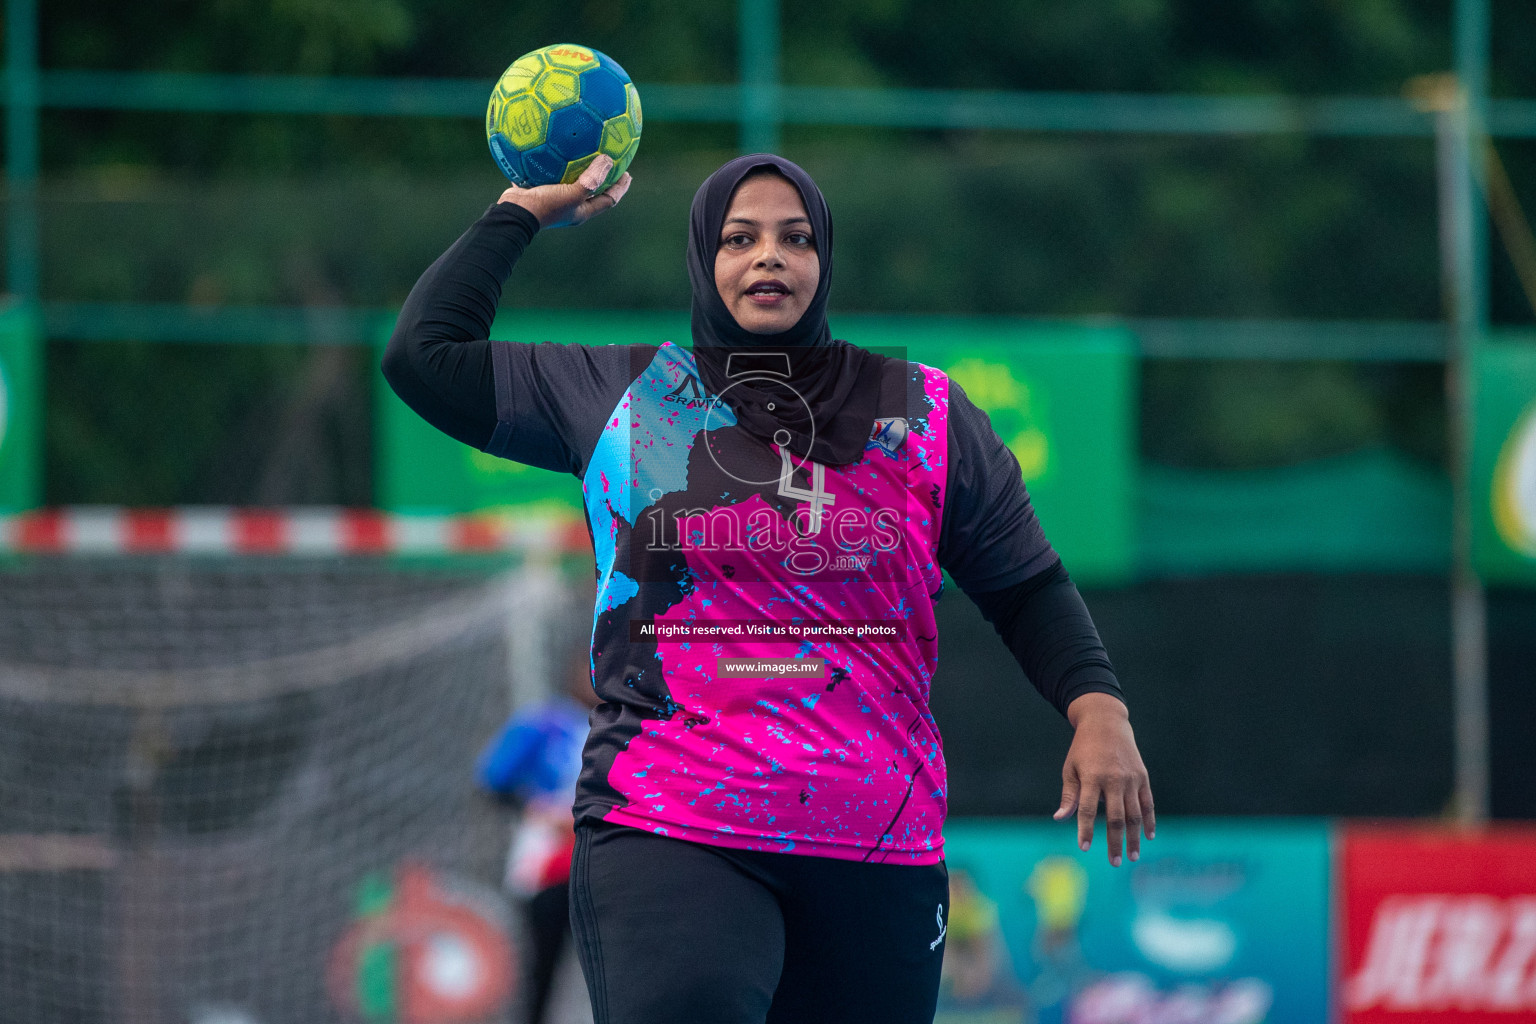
486 44 641 190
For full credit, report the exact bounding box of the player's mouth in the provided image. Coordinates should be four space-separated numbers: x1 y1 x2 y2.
745 279 791 305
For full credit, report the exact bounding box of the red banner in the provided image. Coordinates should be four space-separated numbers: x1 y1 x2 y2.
1340 826 1536 1022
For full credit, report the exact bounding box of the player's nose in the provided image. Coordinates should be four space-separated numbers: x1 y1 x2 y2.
753 243 785 268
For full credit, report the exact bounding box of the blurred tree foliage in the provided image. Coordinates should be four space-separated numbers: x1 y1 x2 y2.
24 0 1536 502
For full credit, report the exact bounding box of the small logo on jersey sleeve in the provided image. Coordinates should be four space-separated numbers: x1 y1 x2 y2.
866 417 909 458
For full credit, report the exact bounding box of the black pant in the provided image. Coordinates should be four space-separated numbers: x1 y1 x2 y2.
569 820 949 1024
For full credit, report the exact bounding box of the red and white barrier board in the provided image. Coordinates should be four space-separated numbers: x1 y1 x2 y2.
1340 826 1536 1022
0 507 591 556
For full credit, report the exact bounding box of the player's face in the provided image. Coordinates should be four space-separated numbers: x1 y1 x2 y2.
714 173 820 334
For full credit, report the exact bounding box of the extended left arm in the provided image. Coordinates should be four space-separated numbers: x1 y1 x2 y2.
939 378 1155 863
968 565 1155 865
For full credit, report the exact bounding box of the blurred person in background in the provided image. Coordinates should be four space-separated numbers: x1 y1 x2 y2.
478 594 600 1024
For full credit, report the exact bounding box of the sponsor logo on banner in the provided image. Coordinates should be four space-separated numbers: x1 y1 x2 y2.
1492 399 1536 556
937 821 1329 1024
1072 974 1273 1024
327 862 515 1024
1346 895 1536 1013
1341 826 1536 1023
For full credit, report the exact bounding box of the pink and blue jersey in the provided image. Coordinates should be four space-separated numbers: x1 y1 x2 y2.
581 342 951 863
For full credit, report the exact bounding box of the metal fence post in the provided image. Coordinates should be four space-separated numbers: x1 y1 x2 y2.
739 0 781 154
1448 0 1490 825
5 0 40 302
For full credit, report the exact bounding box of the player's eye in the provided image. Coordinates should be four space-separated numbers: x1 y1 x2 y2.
721 232 753 248
786 231 814 248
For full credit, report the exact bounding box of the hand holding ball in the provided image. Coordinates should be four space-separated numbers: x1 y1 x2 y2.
486 44 642 190
498 153 631 229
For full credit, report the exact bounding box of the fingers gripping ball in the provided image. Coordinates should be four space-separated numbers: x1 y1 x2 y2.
486 44 642 190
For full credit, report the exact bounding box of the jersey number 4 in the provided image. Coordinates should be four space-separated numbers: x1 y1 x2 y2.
777 447 834 534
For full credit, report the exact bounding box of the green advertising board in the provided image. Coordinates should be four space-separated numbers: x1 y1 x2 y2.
376 311 1135 582
1473 335 1536 585
845 315 1135 585
0 302 41 512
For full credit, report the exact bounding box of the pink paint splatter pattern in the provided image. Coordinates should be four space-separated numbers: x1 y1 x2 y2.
603 364 953 863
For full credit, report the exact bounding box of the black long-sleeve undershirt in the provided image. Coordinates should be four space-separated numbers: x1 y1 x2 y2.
964 560 1122 716
382 202 541 450
383 200 1125 719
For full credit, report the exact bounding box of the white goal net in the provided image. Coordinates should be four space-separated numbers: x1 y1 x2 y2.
0 520 579 1024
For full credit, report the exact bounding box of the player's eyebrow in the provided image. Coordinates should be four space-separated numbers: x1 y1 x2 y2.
722 216 811 227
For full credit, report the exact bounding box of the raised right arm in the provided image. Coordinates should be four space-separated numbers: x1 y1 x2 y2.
381 202 542 450
383 159 647 478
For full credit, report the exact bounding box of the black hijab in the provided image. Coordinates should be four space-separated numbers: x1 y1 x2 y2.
687 154 882 466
